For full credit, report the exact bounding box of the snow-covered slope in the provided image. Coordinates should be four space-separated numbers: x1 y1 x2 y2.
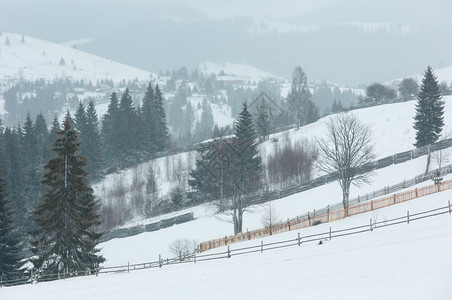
6 94 452 299
4 184 452 299
93 96 452 227
0 33 154 83
199 61 282 83
262 96 452 160
394 65 452 85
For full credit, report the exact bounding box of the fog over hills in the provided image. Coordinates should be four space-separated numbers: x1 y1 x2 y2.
1 0 451 86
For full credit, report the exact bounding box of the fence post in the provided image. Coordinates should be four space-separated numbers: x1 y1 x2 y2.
329 227 331 240
194 253 196 264
261 240 263 253
30 270 33 285
407 211 410 224
371 200 374 211
298 232 301 246
128 261 130 273
370 218 373 231
159 255 162 268
449 200 451 214
308 212 311 226
227 245 231 258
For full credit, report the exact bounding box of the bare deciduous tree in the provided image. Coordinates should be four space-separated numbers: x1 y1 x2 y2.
431 134 450 170
316 113 376 215
168 239 199 261
261 201 280 230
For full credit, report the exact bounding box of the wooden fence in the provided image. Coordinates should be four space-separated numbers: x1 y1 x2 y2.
199 179 452 252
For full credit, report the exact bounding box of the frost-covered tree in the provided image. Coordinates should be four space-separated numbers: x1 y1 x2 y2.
31 116 104 279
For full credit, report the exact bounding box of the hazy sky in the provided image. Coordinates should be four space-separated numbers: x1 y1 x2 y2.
185 0 337 20
1 0 451 85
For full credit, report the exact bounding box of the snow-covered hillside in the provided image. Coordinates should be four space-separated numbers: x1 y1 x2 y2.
5 92 452 300
394 65 452 85
0 33 154 83
4 181 452 299
93 96 452 216
199 61 282 83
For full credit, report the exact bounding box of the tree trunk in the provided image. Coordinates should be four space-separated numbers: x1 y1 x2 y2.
425 152 431 175
342 184 350 217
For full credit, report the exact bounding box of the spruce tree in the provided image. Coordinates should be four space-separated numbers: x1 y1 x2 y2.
34 113 49 166
48 114 60 154
84 100 103 182
151 85 169 152
229 103 262 234
102 92 120 168
2 128 24 232
31 117 104 279
413 66 445 148
21 113 41 232
118 88 139 166
141 83 155 154
74 102 87 145
0 168 24 282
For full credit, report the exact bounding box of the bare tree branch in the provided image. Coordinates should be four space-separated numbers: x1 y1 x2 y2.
316 113 376 214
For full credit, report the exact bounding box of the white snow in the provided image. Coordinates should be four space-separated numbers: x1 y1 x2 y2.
199 61 281 83
0 33 155 84
392 65 452 86
3 184 452 299
3 34 452 298
4 94 452 300
92 95 452 233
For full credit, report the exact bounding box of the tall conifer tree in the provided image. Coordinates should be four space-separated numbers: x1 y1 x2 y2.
118 88 139 166
31 117 104 278
141 83 155 154
84 100 103 182
151 85 169 152
413 66 445 148
102 92 120 168
0 168 24 282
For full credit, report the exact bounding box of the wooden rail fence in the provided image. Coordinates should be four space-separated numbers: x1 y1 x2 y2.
200 179 452 252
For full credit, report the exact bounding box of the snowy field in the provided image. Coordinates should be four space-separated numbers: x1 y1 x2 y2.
3 186 451 299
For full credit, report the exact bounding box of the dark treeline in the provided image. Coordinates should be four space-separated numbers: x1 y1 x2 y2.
0 83 169 236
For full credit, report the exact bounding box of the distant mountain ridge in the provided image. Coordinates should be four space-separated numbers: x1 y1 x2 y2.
0 32 154 84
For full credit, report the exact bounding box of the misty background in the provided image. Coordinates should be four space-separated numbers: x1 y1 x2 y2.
1 0 451 85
